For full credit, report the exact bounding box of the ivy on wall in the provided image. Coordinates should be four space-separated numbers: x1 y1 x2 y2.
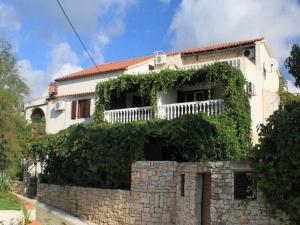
95 62 252 152
28 114 242 188
26 62 252 188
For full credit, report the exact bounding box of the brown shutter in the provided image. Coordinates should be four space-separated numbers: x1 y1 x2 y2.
85 99 91 118
71 101 77 120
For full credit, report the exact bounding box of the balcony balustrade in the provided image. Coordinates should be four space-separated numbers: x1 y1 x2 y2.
104 99 224 124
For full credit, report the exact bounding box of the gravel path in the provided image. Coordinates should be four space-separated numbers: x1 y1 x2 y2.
36 205 74 225
13 193 93 225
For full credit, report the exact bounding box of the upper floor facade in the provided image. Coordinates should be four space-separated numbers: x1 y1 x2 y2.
24 37 281 142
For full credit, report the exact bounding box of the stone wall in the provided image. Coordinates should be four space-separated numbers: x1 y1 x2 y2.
37 161 286 225
130 161 177 224
37 184 131 224
176 161 286 225
10 180 37 198
10 181 26 195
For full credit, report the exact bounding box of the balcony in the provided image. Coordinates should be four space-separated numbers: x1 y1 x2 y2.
182 57 242 70
104 99 224 124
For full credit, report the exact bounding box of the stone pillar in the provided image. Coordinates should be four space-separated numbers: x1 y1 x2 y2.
130 161 177 225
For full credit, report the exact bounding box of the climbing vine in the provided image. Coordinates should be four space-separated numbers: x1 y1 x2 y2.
95 62 252 151
26 62 252 188
27 113 242 188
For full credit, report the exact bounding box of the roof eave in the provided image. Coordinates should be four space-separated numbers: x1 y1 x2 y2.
55 68 126 82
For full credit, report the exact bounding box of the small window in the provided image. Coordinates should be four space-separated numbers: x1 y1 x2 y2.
185 92 195 102
132 96 143 107
71 99 91 120
195 91 206 101
149 65 155 71
234 172 256 200
183 90 210 102
78 99 91 118
181 174 185 196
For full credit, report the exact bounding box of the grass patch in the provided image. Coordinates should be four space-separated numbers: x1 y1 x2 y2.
0 191 20 210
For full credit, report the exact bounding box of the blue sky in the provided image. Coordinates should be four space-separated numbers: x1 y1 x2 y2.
0 0 300 99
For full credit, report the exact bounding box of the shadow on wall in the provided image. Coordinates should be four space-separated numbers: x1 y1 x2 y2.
50 106 61 119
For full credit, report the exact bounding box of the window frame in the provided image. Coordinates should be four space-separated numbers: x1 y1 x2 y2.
183 89 210 102
71 98 91 120
233 171 257 201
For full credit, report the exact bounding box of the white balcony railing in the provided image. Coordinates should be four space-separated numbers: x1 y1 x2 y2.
104 106 154 124
158 99 224 120
104 99 224 124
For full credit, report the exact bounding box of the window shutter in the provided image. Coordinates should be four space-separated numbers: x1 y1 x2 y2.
85 99 91 118
71 101 77 120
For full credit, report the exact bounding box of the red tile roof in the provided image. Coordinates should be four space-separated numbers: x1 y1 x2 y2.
172 37 264 55
55 37 264 81
55 55 153 81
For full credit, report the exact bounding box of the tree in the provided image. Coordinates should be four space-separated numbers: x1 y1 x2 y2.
0 38 29 177
251 102 300 225
285 44 300 88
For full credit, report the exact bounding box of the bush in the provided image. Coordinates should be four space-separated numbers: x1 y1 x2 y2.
95 63 251 151
28 114 243 189
251 102 300 225
26 64 251 189
0 173 10 192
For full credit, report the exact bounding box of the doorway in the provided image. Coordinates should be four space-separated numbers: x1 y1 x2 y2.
196 173 211 225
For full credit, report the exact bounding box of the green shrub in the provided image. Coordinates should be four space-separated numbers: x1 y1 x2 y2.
26 63 251 189
0 173 10 192
0 192 20 210
95 63 252 151
251 102 300 225
27 113 243 188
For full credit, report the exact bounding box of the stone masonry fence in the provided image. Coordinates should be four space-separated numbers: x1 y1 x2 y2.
36 161 286 225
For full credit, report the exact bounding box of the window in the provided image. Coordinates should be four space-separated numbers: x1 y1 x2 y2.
181 174 185 196
185 92 195 102
132 95 150 107
149 64 155 71
178 90 210 102
71 99 91 120
234 172 256 200
132 96 143 107
195 91 206 101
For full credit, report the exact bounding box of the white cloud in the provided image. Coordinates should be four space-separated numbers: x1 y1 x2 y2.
0 3 20 32
12 0 137 64
18 42 82 100
169 0 300 61
287 79 300 94
1 0 136 100
48 42 82 79
17 59 47 99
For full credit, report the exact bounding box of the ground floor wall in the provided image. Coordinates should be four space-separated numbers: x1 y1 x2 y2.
36 161 286 225
10 180 37 198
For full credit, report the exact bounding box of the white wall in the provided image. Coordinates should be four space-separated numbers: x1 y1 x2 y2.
259 42 280 122
126 59 155 74
243 58 265 143
46 95 95 134
25 40 280 141
57 71 121 96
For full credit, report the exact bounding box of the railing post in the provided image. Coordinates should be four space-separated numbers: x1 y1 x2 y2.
104 112 109 123
156 92 164 119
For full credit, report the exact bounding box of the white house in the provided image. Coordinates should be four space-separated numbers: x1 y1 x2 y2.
25 37 281 142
